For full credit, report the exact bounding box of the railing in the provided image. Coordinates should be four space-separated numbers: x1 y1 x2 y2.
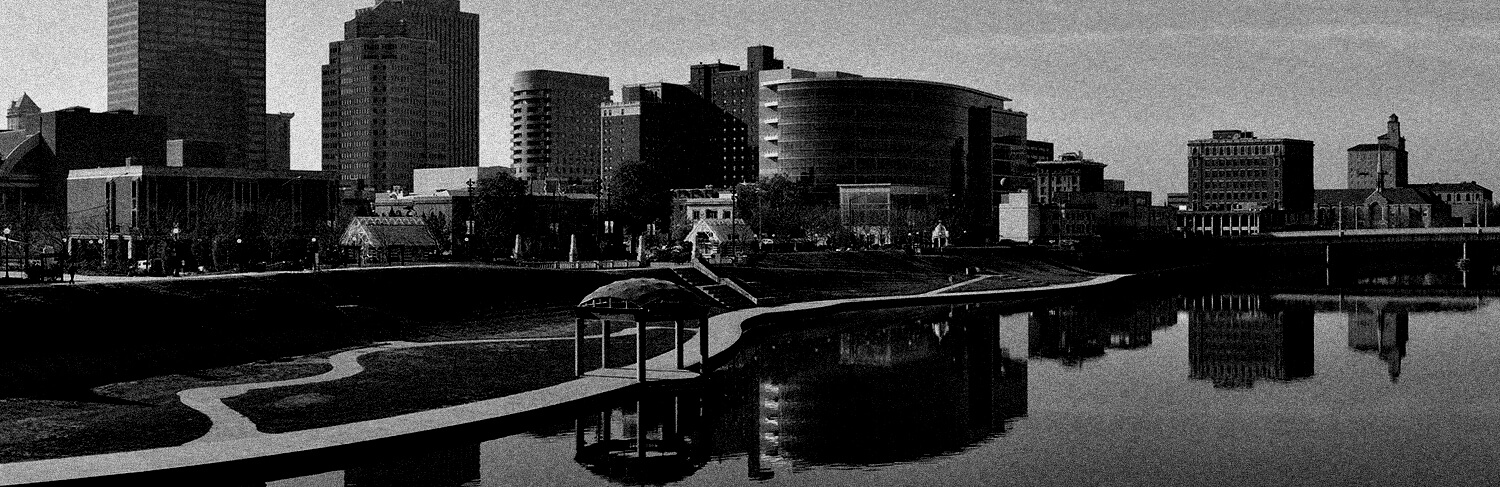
693 258 779 306
523 260 647 270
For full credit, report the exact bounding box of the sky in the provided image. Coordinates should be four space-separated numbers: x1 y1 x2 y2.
4 0 1500 202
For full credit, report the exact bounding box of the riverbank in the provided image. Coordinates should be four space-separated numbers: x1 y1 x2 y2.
0 252 1110 470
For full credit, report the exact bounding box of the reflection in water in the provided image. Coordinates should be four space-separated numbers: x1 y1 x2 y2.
1028 297 1178 366
1273 294 1485 383
716 305 1030 477
1184 295 1315 389
1347 300 1410 382
255 284 1500 486
344 444 480 487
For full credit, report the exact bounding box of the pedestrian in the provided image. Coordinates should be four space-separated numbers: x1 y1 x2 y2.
68 264 76 284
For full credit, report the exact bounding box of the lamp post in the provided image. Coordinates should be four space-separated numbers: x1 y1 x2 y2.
2 227 9 280
311 237 319 272
171 225 181 276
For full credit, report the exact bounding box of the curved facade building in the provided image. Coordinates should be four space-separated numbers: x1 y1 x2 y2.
760 77 1027 190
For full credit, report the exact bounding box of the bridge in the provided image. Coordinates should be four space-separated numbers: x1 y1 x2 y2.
1255 227 1499 245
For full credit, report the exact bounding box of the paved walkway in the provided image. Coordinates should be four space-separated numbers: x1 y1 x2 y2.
0 274 1128 485
180 329 661 445
925 275 993 295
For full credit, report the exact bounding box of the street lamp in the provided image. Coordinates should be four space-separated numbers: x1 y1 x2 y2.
172 225 181 276
311 237 320 272
2 227 9 280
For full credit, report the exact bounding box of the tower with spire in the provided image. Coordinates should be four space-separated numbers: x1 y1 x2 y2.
6 93 40 133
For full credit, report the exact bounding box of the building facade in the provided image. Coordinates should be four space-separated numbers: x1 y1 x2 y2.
265 113 293 170
339 0 480 168
106 0 269 169
1034 152 1106 204
600 83 717 193
1313 187 1452 230
323 35 450 197
66 166 338 265
689 46 790 186
511 70 611 193
758 75 1028 241
1348 115 1408 190
1187 130 1315 213
1412 182 1491 226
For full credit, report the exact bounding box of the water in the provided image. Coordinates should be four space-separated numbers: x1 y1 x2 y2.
266 275 1500 486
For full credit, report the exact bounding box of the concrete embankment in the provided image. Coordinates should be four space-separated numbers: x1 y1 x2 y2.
0 265 677 398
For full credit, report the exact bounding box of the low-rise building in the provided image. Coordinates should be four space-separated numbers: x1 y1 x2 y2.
1034 152 1106 204
66 166 338 266
837 184 947 246
1313 187 1453 230
997 190 1175 244
1411 182 1491 226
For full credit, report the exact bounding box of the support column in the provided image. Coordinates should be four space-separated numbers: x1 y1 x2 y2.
575 417 586 452
675 320 685 370
575 318 586 376
698 316 709 373
637 319 647 383
637 400 647 458
600 320 611 370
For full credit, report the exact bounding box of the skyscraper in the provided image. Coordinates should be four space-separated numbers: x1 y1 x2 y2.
511 70 611 193
325 0 480 198
323 36 450 196
106 0 268 168
340 0 480 168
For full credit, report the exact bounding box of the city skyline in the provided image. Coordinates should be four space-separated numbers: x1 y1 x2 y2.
4 1 1500 201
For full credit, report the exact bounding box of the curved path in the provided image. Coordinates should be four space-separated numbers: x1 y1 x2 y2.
0 274 1128 486
181 330 656 445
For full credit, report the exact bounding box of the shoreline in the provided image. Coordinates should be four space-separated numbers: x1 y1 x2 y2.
0 272 1130 485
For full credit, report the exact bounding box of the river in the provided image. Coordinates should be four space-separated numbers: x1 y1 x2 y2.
265 269 1500 486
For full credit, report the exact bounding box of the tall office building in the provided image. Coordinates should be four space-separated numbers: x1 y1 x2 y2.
511 70 611 193
1348 114 1408 190
341 0 480 168
106 0 269 169
324 36 450 196
1187 130 1315 212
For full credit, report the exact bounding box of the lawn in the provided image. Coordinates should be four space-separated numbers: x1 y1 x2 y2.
226 328 688 434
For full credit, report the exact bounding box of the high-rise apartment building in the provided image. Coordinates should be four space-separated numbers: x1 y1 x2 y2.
511 70 611 193
1348 114 1408 189
599 83 717 192
689 46 789 186
341 0 480 168
1187 130 1315 212
323 36 450 196
106 0 269 169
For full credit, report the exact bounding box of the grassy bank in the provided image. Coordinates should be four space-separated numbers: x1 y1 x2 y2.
0 265 676 398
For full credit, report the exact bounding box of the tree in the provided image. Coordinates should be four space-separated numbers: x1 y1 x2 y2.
735 175 823 240
472 173 535 259
604 161 672 235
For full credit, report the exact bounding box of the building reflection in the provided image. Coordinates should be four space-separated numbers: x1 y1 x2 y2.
1029 296 1177 366
343 443 480 487
1346 300 1408 382
562 305 1029 481
1184 294 1315 389
1274 293 1484 383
